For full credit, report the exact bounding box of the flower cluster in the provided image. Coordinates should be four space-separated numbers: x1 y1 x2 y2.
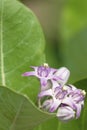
23 63 86 122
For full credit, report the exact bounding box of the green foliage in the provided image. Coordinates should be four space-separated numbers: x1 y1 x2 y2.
0 0 87 130
60 0 87 40
0 0 45 101
61 29 87 83
0 86 55 130
34 118 59 130
0 0 55 130
60 0 87 83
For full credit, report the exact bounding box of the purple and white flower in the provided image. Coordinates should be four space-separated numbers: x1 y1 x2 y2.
38 83 68 112
39 83 86 121
22 63 86 122
22 64 70 87
64 84 86 119
54 67 70 86
22 63 57 87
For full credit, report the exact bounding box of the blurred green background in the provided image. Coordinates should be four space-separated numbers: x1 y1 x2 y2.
21 0 87 84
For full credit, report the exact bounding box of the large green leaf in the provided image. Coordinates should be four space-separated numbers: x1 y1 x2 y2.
0 0 56 130
0 0 45 101
33 117 59 130
0 86 55 130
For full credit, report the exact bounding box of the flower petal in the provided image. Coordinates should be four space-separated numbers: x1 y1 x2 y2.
62 97 76 110
49 98 61 112
42 99 53 111
48 68 57 77
75 104 82 119
57 106 75 122
67 84 77 91
41 80 52 91
51 80 60 89
54 67 70 85
40 78 48 87
22 71 36 76
38 89 53 98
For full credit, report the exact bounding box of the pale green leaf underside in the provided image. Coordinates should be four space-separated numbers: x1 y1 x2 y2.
0 86 55 130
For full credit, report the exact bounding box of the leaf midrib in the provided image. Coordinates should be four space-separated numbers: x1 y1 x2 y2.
0 0 5 86
9 98 25 130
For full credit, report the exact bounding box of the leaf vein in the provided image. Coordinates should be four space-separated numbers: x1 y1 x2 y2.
9 98 25 130
0 0 6 86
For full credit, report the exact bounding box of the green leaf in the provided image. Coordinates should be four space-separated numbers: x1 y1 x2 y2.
33 116 81 130
33 118 59 130
0 86 55 130
0 0 45 101
0 0 56 129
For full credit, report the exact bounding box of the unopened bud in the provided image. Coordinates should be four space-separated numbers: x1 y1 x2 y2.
57 106 75 122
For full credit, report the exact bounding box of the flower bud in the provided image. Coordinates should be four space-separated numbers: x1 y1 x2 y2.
57 106 75 122
42 99 53 111
54 67 70 86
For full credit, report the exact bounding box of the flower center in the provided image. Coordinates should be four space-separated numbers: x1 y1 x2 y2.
37 65 51 77
54 87 67 100
70 89 86 103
